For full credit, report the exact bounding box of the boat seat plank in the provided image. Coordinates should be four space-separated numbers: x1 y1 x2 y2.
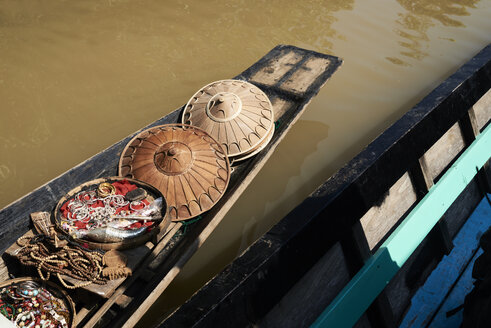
73 305 96 327
249 49 303 86
4 230 152 297
2 220 179 303
399 194 491 328
281 57 332 94
115 294 133 308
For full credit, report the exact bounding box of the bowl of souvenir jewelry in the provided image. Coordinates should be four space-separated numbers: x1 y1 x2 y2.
0 278 75 328
54 177 168 250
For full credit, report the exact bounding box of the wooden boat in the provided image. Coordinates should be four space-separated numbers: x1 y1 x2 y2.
0 45 342 327
160 44 491 327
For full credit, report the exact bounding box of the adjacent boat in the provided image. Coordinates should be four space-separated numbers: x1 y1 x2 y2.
0 45 342 327
160 44 491 327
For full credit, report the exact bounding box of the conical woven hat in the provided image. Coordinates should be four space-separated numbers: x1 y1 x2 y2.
182 79 274 160
119 124 230 221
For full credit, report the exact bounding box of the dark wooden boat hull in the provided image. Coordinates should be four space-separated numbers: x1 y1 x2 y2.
160 44 491 328
0 45 342 327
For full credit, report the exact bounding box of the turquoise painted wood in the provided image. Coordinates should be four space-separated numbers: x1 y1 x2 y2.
311 122 491 328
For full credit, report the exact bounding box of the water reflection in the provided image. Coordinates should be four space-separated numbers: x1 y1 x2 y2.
221 0 355 51
0 0 490 326
387 0 479 65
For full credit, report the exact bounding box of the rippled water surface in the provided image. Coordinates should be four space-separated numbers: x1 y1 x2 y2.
1 0 490 325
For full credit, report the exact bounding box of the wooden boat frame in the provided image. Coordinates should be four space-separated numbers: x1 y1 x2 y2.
0 45 342 327
161 44 491 327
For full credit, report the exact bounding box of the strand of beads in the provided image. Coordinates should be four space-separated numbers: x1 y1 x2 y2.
16 236 108 287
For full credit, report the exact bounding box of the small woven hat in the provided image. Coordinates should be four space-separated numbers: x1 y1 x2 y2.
182 79 274 162
119 124 230 221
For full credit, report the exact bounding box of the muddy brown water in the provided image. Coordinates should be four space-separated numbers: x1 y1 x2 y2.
0 0 490 325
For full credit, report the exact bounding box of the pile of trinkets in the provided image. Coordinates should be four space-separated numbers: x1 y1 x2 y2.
0 280 71 327
58 180 162 243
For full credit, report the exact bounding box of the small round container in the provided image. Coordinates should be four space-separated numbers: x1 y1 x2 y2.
0 277 76 328
54 177 168 250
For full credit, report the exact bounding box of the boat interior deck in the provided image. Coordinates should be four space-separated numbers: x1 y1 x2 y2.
400 194 491 327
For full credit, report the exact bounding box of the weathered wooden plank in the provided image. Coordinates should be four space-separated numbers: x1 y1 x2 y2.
260 243 351 328
281 57 333 94
411 158 454 254
115 294 133 308
472 88 491 132
419 122 465 185
73 303 98 327
250 49 303 86
360 172 417 250
311 122 491 328
0 258 10 282
400 194 491 327
269 96 295 123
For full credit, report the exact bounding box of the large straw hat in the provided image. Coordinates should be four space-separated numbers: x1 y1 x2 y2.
119 124 230 221
182 79 274 162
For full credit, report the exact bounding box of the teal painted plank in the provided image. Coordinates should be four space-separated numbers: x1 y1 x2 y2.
400 194 491 327
311 123 491 328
